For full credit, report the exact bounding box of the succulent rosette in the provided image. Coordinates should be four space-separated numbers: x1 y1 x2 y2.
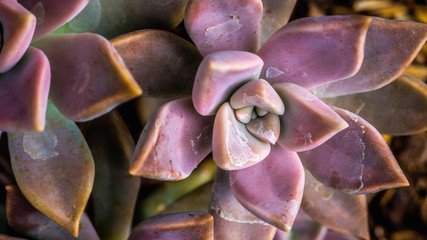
127 0 427 239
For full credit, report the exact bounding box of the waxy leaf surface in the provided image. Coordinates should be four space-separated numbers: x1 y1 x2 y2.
131 97 214 180
322 74 427 135
8 103 95 236
230 144 304 232
0 0 35 73
6 185 99 240
185 0 263 56
299 107 408 194
111 30 202 97
273 210 327 240
246 113 280 144
274 83 348 152
260 0 296 45
0 47 50 132
33 33 141 121
258 15 370 89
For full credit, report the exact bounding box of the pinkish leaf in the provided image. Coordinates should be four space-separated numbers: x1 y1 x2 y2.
273 210 327 240
111 30 202 97
274 83 348 152
131 97 214 180
258 15 371 89
18 0 89 41
260 0 297 45
322 74 427 135
235 106 254 124
8 102 95 237
212 102 270 170
210 169 277 240
185 0 263 56
246 113 280 144
129 211 214 240
311 18 427 97
301 170 369 239
0 0 35 73
298 107 409 194
192 51 264 116
82 111 140 240
0 47 50 132
6 185 99 240
230 144 304 232
33 33 142 121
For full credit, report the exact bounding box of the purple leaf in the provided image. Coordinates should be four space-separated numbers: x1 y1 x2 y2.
0 0 35 73
273 210 327 240
301 170 369 239
111 30 202 97
131 97 214 180
299 107 409 194
230 144 305 232
258 15 370 89
18 0 90 41
185 0 263 56
129 211 214 240
8 102 95 237
0 47 50 132
209 169 277 240
246 113 280 144
322 74 427 135
6 185 99 240
33 33 142 121
311 17 427 97
273 82 348 152
260 0 297 45
212 102 270 170
192 51 264 116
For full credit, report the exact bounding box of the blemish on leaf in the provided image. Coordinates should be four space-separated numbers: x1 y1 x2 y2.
23 127 59 160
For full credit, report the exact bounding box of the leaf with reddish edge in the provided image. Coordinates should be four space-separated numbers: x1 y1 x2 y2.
0 0 35 73
210 169 277 240
213 102 270 170
301 170 369 240
82 111 140 240
130 97 214 180
322 74 427 135
33 33 142 121
185 0 263 56
129 211 214 240
258 15 370 89
230 144 304 232
6 185 99 240
8 102 95 237
193 51 264 116
111 30 202 98
260 0 296 46
18 0 89 41
311 18 427 98
298 107 409 194
273 82 348 152
0 47 50 132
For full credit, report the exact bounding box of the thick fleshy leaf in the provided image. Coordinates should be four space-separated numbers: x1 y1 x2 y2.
322 74 427 135
18 0 89 41
210 169 277 240
162 182 213 214
213 102 270 170
0 0 35 73
129 211 214 240
82 111 140 240
8 103 95 236
274 83 348 152
0 47 50 132
111 30 202 97
246 113 280 144
235 106 254 124
230 144 304 232
298 107 408 194
260 0 297 45
185 0 263 56
258 15 370 89
131 97 214 180
273 210 327 240
0 234 26 240
230 79 285 115
193 51 264 116
311 17 427 97
53 0 188 39
6 185 99 240
301 170 369 239
33 33 141 121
